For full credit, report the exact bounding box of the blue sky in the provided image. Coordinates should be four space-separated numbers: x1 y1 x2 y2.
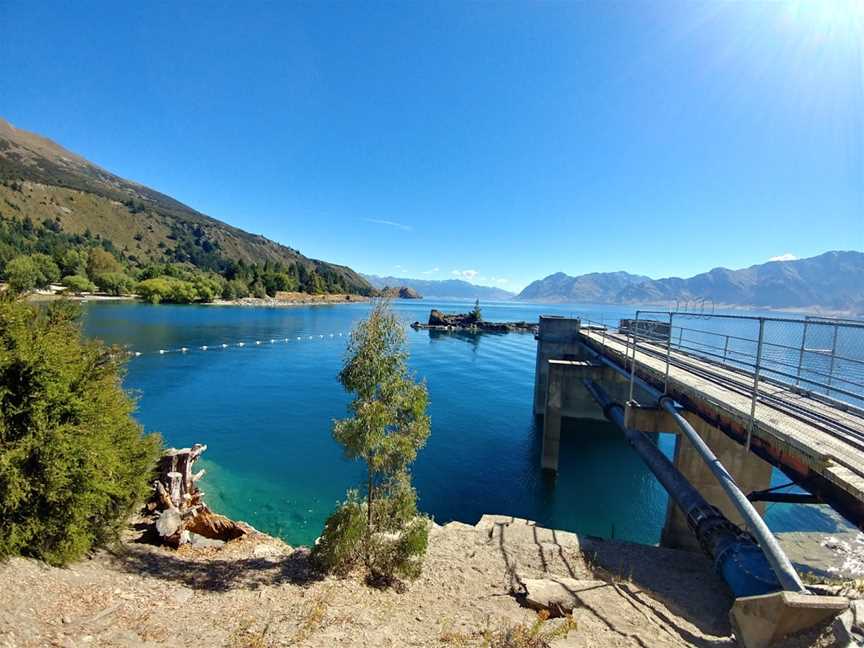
2 1 862 292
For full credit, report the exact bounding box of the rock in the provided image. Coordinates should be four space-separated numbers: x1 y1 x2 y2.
252 543 287 558
188 532 225 548
381 286 422 299
428 309 449 326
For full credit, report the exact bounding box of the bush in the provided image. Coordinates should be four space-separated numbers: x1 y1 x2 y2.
313 491 366 576
61 274 97 294
94 272 135 296
0 298 162 565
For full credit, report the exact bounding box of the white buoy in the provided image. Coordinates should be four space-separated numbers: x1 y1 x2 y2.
238 342 245 347
270 339 276 343
308 336 313 340
256 340 261 345
135 351 142 357
297 337 301 340
159 349 166 354
181 347 188 353
319 334 324 338
201 345 208 351
283 338 288 342
222 343 228 348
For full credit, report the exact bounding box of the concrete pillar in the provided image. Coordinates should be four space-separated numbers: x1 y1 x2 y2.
661 411 773 551
533 316 584 415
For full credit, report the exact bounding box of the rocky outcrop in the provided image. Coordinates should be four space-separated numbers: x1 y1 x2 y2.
380 286 422 299
413 309 537 333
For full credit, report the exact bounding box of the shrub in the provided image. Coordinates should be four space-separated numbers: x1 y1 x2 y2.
61 274 97 294
313 491 366 576
0 298 162 565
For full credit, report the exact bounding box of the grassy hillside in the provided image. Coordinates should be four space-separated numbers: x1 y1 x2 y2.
0 117 371 297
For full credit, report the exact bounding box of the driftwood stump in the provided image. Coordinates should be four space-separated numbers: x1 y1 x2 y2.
151 444 245 547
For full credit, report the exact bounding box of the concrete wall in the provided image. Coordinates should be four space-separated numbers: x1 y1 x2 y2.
533 317 586 415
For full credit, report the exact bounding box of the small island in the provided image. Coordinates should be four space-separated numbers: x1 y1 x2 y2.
380 285 422 299
411 303 538 334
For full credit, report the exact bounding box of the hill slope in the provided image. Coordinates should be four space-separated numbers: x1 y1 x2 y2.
0 117 371 294
363 274 515 300
516 251 864 313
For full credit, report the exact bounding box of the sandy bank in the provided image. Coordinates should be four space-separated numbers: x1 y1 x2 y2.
0 514 847 647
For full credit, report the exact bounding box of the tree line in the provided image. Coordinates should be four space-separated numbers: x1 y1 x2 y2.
0 215 366 302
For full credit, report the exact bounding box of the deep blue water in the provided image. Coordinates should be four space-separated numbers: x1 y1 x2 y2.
81 300 849 547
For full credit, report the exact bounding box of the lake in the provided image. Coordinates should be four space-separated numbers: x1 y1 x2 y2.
81 299 849 547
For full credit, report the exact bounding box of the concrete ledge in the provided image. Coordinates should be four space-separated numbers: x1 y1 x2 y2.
730 590 848 648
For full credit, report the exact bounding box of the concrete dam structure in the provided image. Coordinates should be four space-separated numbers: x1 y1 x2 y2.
532 313 864 646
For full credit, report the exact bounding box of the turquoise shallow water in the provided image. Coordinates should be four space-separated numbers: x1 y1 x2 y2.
81 300 848 546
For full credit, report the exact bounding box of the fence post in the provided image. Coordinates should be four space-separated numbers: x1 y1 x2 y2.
664 312 673 392
746 318 765 451
722 334 729 363
796 319 809 386
628 312 639 403
827 324 839 396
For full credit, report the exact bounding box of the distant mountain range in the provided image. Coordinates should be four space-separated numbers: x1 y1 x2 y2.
0 117 371 294
363 275 515 301
515 251 864 313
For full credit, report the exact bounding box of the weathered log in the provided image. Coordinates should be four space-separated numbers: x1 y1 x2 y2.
150 443 246 547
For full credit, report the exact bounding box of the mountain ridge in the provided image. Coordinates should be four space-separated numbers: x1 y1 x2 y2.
362 274 515 300
516 251 864 313
0 117 371 294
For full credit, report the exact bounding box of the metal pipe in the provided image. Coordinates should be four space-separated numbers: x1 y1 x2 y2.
657 394 806 593
582 380 785 598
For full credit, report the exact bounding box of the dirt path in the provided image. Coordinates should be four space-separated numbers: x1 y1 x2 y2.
0 516 840 647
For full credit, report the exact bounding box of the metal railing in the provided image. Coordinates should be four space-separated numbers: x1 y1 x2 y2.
579 310 864 448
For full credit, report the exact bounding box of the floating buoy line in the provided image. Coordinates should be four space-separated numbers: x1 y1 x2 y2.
125 332 346 358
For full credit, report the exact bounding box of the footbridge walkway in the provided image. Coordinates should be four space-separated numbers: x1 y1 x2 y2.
534 312 864 543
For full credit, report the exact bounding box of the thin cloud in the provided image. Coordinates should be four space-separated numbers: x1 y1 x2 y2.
363 218 412 232
769 253 797 262
451 269 479 280
421 267 439 275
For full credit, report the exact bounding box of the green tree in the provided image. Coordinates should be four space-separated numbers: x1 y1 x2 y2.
4 256 41 293
94 272 135 296
0 297 161 565
313 300 431 583
58 249 88 277
30 253 61 286
86 247 121 279
470 299 482 322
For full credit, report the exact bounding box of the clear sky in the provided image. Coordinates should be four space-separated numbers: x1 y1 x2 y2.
2 1 862 292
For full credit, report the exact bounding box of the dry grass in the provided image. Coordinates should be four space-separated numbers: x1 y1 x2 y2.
287 587 332 644
440 610 577 648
